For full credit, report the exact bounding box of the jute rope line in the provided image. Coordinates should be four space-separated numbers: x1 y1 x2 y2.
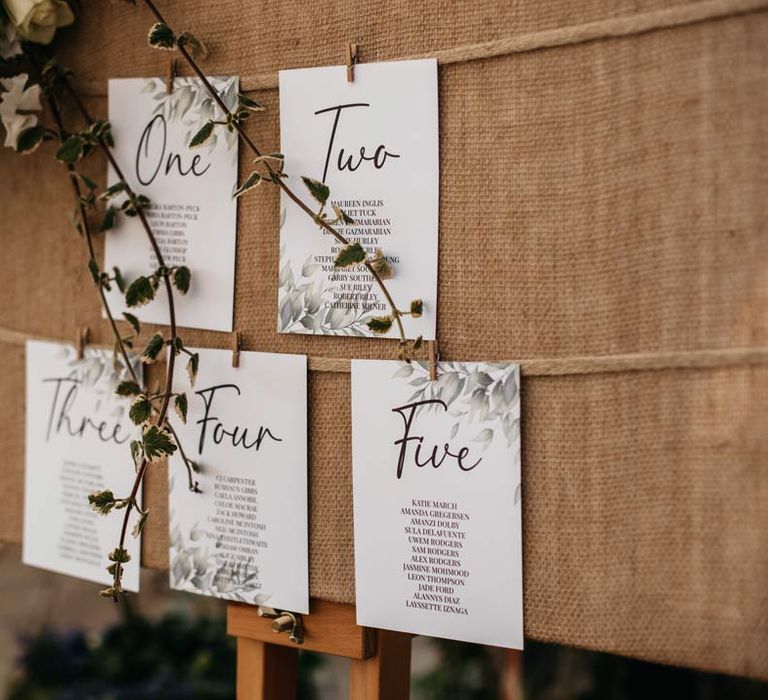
2 325 768 377
74 0 768 96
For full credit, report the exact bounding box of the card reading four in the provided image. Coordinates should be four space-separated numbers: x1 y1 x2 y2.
167 348 309 613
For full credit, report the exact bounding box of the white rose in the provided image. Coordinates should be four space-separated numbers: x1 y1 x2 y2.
2 0 73 44
0 73 41 149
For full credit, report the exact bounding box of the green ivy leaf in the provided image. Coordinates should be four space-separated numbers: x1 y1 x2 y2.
142 425 177 462
125 275 155 307
100 182 126 201
233 172 261 198
140 333 164 364
78 174 98 192
100 205 118 232
301 176 330 206
108 546 131 563
55 135 83 164
410 299 423 318
130 439 143 465
367 315 394 334
177 31 206 58
116 380 141 397
17 125 46 154
186 352 199 387
112 266 126 293
174 393 188 423
148 22 176 50
129 394 153 425
334 242 366 269
123 312 141 335
131 511 149 538
88 489 116 515
369 248 393 280
172 266 191 294
238 94 264 112
189 120 215 148
331 203 355 225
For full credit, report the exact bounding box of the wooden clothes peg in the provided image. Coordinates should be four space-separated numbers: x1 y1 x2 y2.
166 58 177 93
231 330 242 368
428 339 439 380
76 326 90 360
345 42 359 82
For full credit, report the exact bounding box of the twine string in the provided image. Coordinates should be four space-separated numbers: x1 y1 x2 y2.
2 325 767 377
72 0 768 96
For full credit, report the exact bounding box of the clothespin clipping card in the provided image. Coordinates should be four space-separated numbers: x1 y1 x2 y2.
76 326 90 360
166 58 177 94
345 42 358 82
231 330 242 368
428 339 439 381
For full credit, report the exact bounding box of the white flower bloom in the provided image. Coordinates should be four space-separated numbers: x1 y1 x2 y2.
0 73 41 149
0 21 22 58
1 0 73 44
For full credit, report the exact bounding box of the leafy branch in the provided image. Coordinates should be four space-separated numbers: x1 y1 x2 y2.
31 56 201 600
135 0 424 360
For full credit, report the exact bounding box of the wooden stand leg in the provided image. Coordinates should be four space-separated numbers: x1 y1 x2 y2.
500 649 523 700
229 601 409 699
349 630 412 700
236 637 298 700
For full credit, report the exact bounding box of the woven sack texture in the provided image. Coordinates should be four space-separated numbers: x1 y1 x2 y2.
0 0 766 679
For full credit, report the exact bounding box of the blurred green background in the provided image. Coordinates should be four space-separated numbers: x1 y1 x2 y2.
2 544 767 700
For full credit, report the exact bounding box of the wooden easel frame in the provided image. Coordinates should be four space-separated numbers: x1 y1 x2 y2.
228 599 412 699
229 600 523 699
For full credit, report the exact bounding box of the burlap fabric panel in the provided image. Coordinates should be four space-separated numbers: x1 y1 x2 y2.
0 0 766 679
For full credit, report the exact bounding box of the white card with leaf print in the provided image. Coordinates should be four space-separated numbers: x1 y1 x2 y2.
104 77 239 332
23 340 141 591
352 360 523 649
278 59 439 340
167 348 308 612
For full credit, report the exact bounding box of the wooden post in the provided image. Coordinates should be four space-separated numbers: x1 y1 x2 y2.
236 638 297 700
228 600 412 699
500 649 524 700
349 630 412 699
